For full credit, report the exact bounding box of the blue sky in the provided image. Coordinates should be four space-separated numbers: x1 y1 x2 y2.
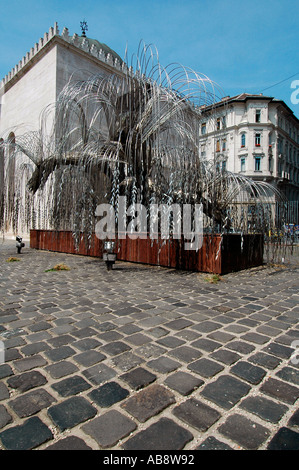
1 0 298 117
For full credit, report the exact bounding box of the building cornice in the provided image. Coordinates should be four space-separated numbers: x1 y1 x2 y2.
274 101 299 125
199 121 276 140
201 94 299 125
0 23 127 94
200 94 274 112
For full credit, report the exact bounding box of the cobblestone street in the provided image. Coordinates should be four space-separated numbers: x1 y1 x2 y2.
0 239 299 450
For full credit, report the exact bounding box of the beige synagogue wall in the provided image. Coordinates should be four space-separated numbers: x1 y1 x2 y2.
0 46 58 139
56 44 116 96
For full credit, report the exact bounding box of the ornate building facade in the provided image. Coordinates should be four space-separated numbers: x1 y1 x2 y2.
199 93 299 208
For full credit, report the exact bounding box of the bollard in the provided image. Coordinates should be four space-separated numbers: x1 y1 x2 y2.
103 240 116 271
16 236 25 254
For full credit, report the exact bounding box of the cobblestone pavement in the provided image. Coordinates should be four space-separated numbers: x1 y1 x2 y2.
0 239 298 451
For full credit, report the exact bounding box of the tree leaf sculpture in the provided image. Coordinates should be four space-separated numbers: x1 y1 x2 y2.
0 42 286 257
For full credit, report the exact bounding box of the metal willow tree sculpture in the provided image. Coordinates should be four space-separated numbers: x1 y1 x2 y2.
0 43 287 261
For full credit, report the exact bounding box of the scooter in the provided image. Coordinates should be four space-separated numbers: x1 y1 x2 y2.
16 236 25 254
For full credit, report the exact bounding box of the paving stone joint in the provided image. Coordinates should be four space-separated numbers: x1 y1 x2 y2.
0 239 298 450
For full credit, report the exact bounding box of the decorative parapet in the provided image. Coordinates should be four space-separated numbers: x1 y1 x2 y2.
0 22 126 90
60 28 126 72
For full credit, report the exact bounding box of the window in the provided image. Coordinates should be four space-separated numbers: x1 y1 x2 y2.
278 161 282 177
222 139 226 151
255 109 261 123
222 116 226 128
241 133 246 147
216 118 221 130
255 156 261 171
222 160 226 171
240 157 246 172
201 123 206 135
7 132 16 182
255 133 261 147
6 133 16 216
278 137 283 154
216 140 220 152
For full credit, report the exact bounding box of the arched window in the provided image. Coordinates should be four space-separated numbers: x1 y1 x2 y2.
241 133 246 148
7 133 15 153
6 132 16 220
7 132 16 184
